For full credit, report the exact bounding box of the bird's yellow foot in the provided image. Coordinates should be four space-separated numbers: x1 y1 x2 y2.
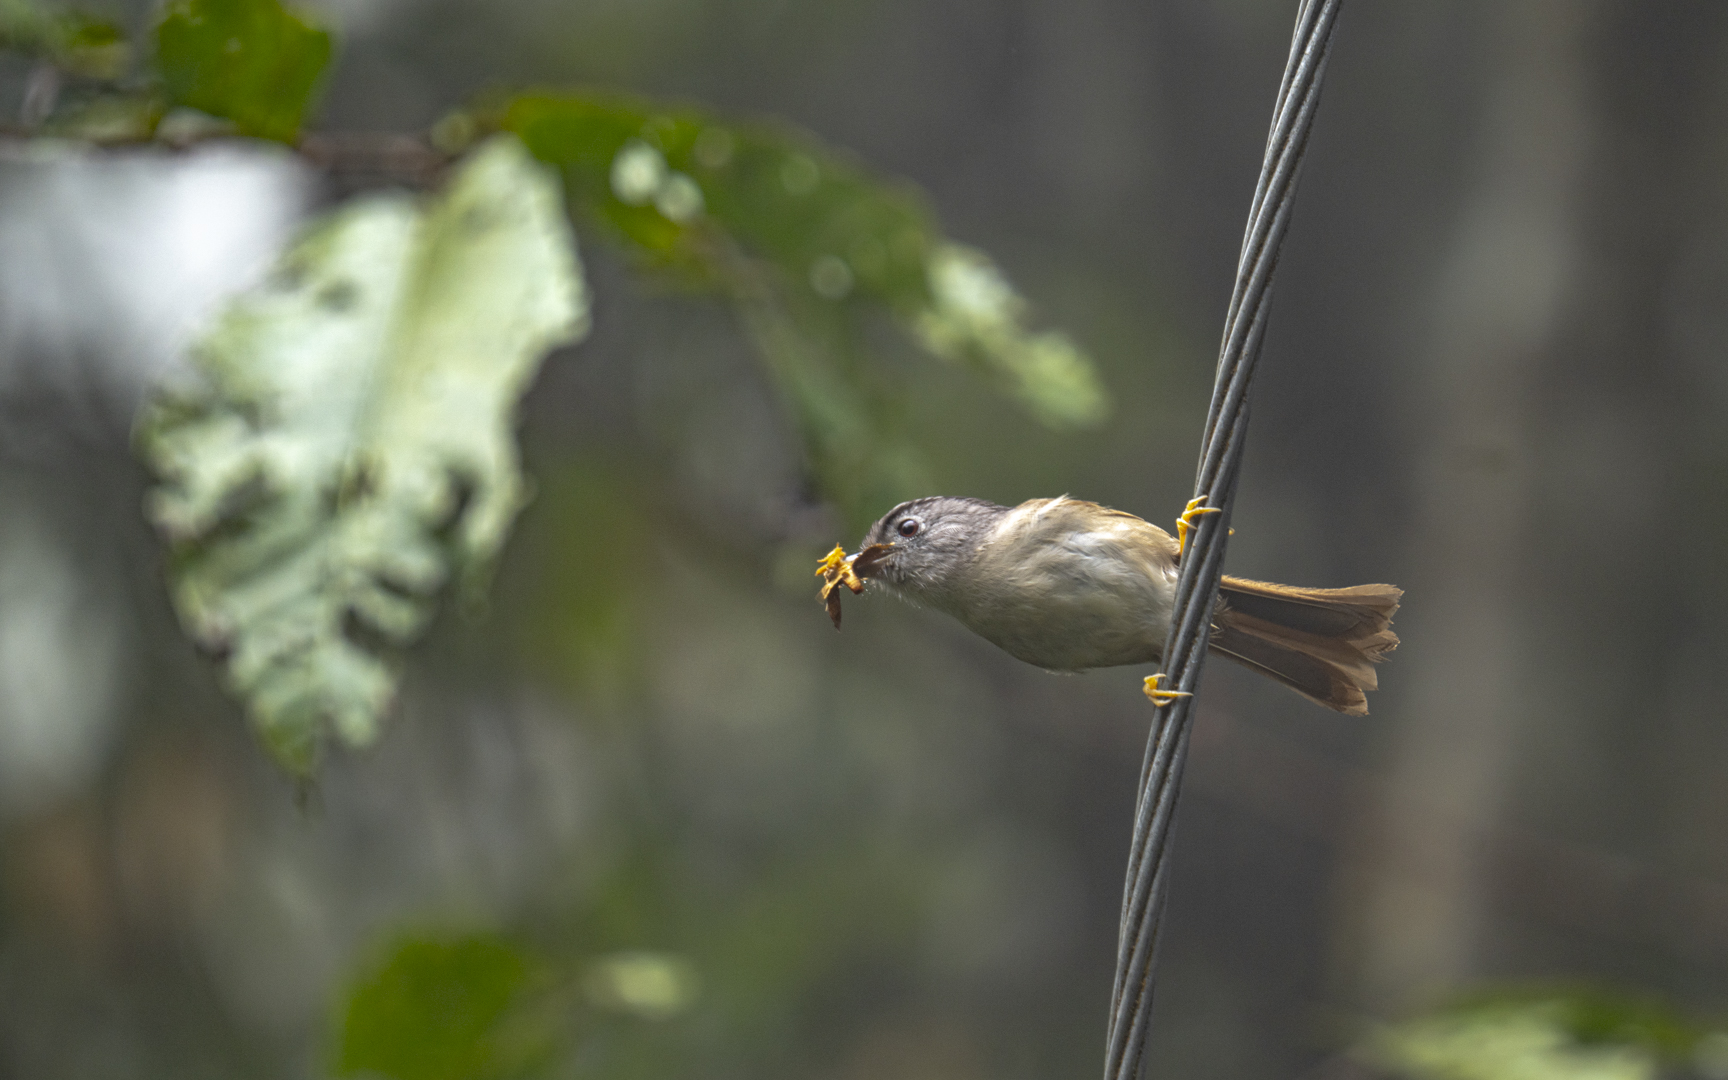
1143 673 1192 706
1175 495 1224 556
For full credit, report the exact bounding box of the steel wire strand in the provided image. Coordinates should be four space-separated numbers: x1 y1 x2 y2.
1101 3 1341 1078
1114 16 1314 968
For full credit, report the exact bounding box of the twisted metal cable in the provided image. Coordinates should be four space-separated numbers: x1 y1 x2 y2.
1102 3 1342 1078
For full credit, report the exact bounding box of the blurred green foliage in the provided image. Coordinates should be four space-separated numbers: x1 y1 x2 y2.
155 0 331 142
1367 986 1724 1080
501 91 1107 529
330 832 934 1080
138 136 586 771
0 0 127 77
3 1 1111 770
511 461 656 704
335 933 553 1080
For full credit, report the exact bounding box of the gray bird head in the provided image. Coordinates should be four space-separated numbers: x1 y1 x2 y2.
857 496 1009 600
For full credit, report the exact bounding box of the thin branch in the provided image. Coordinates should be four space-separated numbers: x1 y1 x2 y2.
0 125 451 187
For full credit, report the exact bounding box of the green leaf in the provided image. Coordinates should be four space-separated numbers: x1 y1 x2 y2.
154 0 331 142
139 135 588 772
334 933 549 1080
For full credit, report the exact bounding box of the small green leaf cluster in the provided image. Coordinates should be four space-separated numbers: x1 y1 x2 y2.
1367 986 1726 1080
504 94 933 303
2 0 330 140
332 932 712 1080
329 836 929 1080
501 92 1107 525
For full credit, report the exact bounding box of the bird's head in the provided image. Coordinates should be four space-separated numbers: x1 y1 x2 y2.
856 496 1008 598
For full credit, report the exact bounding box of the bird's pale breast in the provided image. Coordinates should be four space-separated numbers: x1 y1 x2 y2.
946 498 1180 671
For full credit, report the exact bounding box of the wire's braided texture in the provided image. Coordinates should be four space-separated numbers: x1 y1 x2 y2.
1102 3 1342 1077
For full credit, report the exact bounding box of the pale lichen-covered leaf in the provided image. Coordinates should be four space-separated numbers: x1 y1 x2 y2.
140 135 587 772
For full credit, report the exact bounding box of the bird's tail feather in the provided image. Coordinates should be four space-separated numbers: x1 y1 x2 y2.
1207 577 1402 715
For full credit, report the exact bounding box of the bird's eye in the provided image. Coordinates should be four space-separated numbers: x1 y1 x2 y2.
896 518 921 538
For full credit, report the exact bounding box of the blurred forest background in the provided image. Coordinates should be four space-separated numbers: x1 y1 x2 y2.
4 0 1728 1078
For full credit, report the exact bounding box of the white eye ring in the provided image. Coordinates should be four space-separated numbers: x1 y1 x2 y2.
896 518 922 538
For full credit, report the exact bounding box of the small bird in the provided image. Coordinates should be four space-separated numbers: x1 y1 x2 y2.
836 495 1401 715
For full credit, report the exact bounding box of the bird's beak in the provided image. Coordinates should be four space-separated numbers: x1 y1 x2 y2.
850 542 896 579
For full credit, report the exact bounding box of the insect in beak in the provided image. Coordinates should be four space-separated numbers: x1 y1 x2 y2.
815 542 895 628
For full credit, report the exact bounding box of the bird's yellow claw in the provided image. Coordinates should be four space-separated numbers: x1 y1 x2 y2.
1143 673 1192 706
1175 495 1225 556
